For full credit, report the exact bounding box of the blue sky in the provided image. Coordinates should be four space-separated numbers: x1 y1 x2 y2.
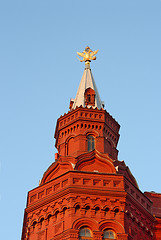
0 0 161 239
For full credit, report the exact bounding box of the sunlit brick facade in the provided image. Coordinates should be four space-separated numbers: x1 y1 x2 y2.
22 48 161 240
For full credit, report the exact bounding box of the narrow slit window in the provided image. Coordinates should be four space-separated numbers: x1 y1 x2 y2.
87 135 95 152
87 94 91 103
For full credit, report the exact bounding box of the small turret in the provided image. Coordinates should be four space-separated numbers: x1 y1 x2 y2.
55 47 120 160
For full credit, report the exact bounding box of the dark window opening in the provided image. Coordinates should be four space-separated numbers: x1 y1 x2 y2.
75 205 80 213
87 94 91 103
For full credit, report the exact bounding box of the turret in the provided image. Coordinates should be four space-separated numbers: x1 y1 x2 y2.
54 47 120 160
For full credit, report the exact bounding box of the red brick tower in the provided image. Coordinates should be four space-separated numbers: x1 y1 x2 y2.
21 47 161 240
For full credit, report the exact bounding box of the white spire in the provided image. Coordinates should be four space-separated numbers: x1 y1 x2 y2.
71 65 104 110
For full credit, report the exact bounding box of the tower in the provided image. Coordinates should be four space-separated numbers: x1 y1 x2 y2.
21 47 161 240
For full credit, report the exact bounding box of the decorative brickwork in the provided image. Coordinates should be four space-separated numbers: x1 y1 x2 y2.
22 54 161 239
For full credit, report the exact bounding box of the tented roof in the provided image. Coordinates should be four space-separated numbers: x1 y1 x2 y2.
72 67 104 109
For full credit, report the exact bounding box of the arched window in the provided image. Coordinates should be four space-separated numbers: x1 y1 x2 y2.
106 140 112 156
79 227 92 240
87 135 95 152
103 230 116 239
84 87 96 107
66 137 74 156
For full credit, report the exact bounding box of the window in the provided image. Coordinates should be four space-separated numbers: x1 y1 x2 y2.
103 230 116 239
66 137 74 156
79 228 92 240
87 135 95 152
84 88 95 106
87 94 91 103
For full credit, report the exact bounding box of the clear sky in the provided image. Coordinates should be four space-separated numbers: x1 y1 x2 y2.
0 0 161 239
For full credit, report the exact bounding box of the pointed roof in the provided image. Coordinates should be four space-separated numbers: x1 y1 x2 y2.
72 65 104 109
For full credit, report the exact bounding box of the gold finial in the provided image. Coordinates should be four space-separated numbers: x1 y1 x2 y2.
77 46 98 68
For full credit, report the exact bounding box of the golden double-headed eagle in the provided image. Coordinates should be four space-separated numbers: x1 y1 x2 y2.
77 46 98 64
